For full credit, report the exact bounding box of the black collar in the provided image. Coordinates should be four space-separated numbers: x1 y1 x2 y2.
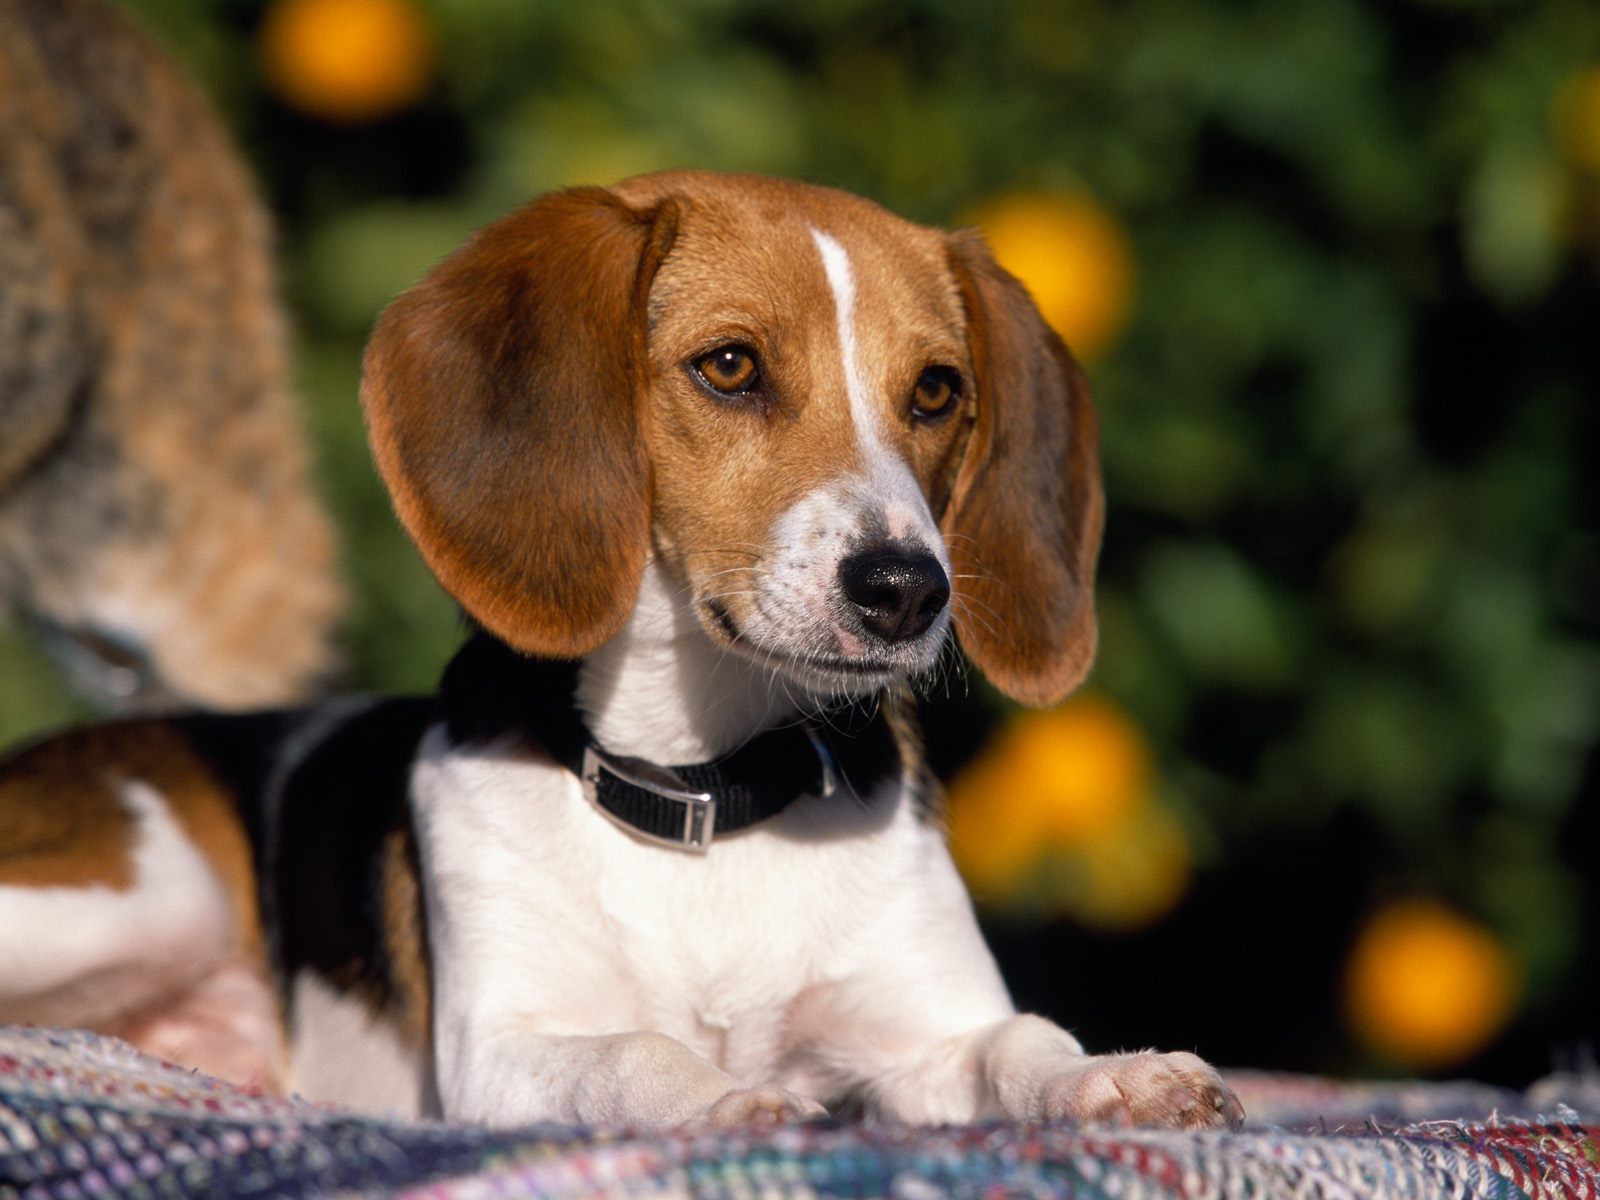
438 634 902 851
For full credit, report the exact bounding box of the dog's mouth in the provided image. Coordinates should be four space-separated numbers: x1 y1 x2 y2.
703 599 902 686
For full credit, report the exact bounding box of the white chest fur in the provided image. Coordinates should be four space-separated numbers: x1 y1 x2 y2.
386 564 1019 1126
409 727 963 1088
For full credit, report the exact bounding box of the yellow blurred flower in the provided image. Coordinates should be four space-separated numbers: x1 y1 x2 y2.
261 0 436 124
945 752 1051 898
1552 65 1600 173
962 191 1135 362
946 695 1153 899
1344 899 1520 1070
1055 802 1192 932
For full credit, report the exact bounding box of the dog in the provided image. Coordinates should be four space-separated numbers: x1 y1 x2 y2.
0 171 1244 1131
0 0 344 711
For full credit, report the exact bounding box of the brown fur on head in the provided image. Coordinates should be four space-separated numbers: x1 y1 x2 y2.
361 171 1102 706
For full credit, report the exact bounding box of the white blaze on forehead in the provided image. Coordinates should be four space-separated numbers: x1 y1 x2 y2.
810 228 883 455
809 227 947 557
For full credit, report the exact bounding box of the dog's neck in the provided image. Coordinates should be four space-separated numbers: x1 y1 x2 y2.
575 561 819 764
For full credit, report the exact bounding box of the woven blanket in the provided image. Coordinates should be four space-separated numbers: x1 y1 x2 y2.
2 1026 1597 1199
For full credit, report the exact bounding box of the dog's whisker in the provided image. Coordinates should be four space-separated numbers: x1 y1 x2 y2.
698 567 756 583
949 601 1002 643
683 544 766 563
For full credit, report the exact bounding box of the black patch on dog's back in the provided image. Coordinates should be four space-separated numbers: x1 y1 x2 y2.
179 697 435 1013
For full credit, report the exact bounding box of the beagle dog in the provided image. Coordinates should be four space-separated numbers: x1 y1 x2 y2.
0 171 1244 1131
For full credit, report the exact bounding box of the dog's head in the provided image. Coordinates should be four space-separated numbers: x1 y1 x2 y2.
362 171 1102 706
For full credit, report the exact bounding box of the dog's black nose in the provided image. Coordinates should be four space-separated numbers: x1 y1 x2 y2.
839 547 951 643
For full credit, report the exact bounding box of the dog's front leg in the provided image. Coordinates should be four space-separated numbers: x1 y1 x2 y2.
436 1022 826 1128
829 985 1242 1130
802 843 1242 1129
968 1014 1244 1129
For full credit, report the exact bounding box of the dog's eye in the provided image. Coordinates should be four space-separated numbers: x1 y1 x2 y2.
692 345 761 396
911 366 962 420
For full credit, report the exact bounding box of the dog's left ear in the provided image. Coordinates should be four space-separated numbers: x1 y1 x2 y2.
942 230 1105 707
361 188 679 659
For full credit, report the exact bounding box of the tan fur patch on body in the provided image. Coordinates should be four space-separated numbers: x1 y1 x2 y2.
380 823 432 1049
0 721 266 963
0 732 138 889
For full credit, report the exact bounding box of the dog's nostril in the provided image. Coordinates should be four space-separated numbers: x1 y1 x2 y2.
839 548 951 644
917 579 951 619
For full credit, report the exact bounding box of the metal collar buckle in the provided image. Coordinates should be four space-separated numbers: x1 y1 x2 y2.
805 727 840 797
581 744 717 851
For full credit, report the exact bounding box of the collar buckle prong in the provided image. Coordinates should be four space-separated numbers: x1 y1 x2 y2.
806 728 840 798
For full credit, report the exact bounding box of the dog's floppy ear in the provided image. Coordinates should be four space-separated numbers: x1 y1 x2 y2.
942 230 1105 707
362 188 678 658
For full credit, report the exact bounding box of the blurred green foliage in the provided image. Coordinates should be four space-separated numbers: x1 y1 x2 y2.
3 0 1598 1075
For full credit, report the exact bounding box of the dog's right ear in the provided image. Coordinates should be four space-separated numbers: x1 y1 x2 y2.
362 188 678 659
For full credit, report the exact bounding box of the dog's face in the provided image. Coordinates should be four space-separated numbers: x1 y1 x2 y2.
625 176 968 692
362 171 1103 706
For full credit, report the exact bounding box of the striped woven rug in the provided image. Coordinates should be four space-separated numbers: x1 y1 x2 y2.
2 1025 1596 1198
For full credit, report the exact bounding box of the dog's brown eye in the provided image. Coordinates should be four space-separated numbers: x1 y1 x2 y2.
692 345 761 396
911 366 961 420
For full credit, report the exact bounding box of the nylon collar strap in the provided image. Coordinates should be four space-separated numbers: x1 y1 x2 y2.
439 634 902 852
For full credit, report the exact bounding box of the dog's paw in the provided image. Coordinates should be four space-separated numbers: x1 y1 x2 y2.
1041 1051 1244 1131
702 1084 828 1127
